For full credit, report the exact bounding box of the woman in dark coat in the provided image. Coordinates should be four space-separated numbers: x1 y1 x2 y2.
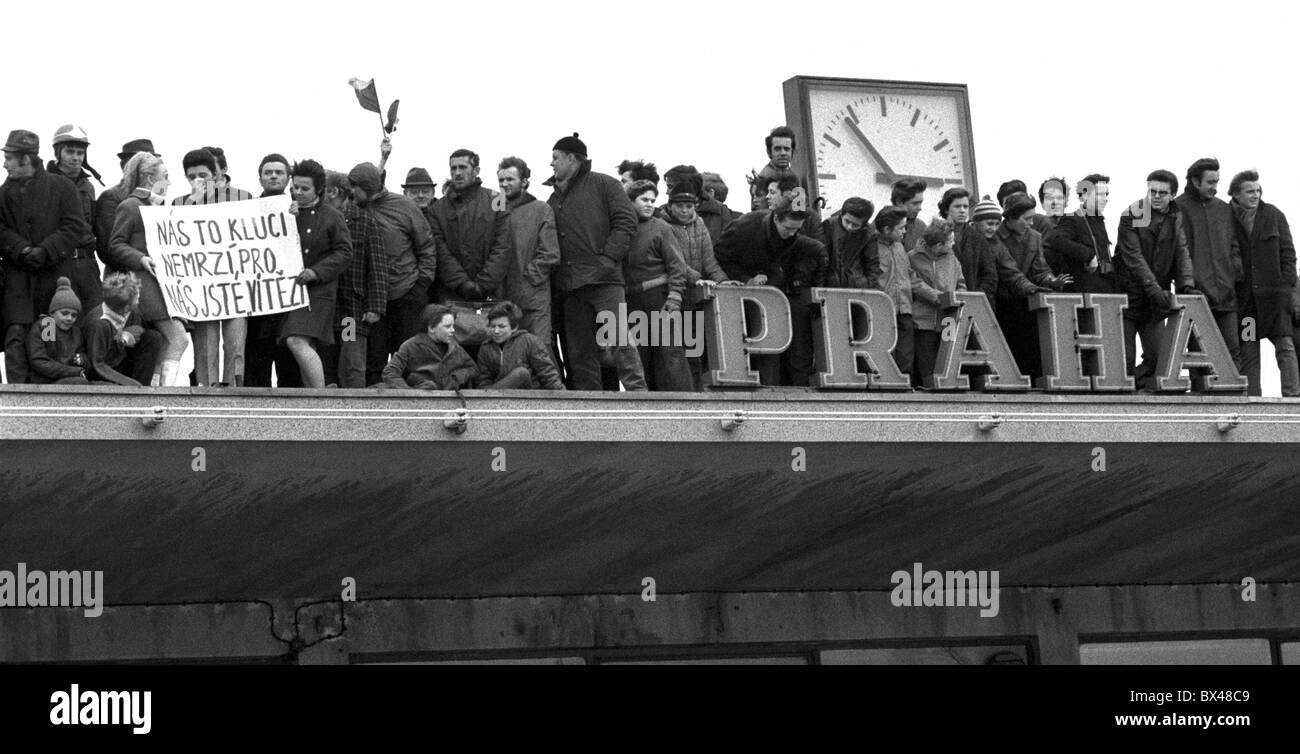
280 159 352 388
106 152 188 385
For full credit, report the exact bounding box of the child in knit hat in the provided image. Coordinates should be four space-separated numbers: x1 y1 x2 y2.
25 277 90 384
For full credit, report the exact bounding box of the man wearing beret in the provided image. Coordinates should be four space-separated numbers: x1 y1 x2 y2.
349 161 438 386
546 133 646 391
1 129 89 383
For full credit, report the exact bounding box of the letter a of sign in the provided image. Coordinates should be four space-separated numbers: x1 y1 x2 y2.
931 292 1030 391
1153 295 1248 393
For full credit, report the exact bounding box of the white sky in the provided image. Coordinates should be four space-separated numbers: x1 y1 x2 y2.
6 0 1297 394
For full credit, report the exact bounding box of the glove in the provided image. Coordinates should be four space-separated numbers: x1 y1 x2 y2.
20 246 51 270
662 293 682 313
1151 289 1176 312
459 282 483 300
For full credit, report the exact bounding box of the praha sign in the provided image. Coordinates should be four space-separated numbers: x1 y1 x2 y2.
701 287 1247 393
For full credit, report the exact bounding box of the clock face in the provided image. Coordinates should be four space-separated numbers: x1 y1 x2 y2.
804 85 973 220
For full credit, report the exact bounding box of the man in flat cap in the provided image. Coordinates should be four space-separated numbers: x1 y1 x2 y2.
1 129 88 382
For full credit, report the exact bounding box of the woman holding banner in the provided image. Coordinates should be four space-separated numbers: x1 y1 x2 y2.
280 159 352 388
106 153 189 386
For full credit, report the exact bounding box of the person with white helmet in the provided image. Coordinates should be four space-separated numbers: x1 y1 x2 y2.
48 124 104 319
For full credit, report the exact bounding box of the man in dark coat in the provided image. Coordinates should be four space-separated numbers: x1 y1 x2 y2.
715 197 829 387
545 133 646 391
429 149 512 304
47 124 104 320
350 161 438 386
995 193 1069 379
1113 170 1196 390
1 129 88 383
1045 174 1116 294
242 154 301 388
1228 169 1299 396
1175 158 1243 367
497 156 560 348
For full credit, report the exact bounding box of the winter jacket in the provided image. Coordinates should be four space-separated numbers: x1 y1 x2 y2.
25 317 86 383
662 212 727 285
1045 210 1114 294
697 197 739 243
337 201 389 336
547 160 638 292
909 245 967 330
1175 189 1243 310
504 192 560 313
104 189 170 322
81 304 148 386
995 223 1056 303
954 222 998 300
365 190 437 301
0 163 87 325
626 216 690 296
1232 199 1296 338
381 332 477 389
986 233 1043 301
822 212 880 289
874 238 915 317
429 180 512 301
714 210 828 294
474 329 564 389
1114 201 1195 299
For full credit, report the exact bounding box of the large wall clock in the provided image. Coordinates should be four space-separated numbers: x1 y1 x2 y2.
783 76 978 219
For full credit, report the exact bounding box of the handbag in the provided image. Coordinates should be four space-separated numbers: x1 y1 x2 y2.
446 299 492 346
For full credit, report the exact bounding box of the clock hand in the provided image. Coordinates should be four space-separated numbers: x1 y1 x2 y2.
844 118 896 177
874 172 951 188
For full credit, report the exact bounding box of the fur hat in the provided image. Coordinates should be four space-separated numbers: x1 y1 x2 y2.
552 132 587 158
49 277 82 314
1002 191 1037 220
971 196 1002 223
668 173 703 204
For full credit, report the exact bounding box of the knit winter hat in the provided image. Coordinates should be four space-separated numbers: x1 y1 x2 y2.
971 196 1002 223
348 162 383 194
49 277 82 314
552 132 588 158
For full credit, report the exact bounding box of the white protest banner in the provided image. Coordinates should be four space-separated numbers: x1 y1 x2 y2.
138 195 308 322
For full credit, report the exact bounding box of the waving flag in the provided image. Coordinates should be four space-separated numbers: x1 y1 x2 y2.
349 78 382 114
385 99 401 134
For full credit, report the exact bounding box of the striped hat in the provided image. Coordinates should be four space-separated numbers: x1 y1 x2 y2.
971 196 1002 222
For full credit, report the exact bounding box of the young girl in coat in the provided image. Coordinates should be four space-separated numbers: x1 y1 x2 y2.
909 219 966 388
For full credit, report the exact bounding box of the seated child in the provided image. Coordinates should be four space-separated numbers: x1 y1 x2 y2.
81 272 164 387
26 276 90 384
381 304 478 390
474 301 564 390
